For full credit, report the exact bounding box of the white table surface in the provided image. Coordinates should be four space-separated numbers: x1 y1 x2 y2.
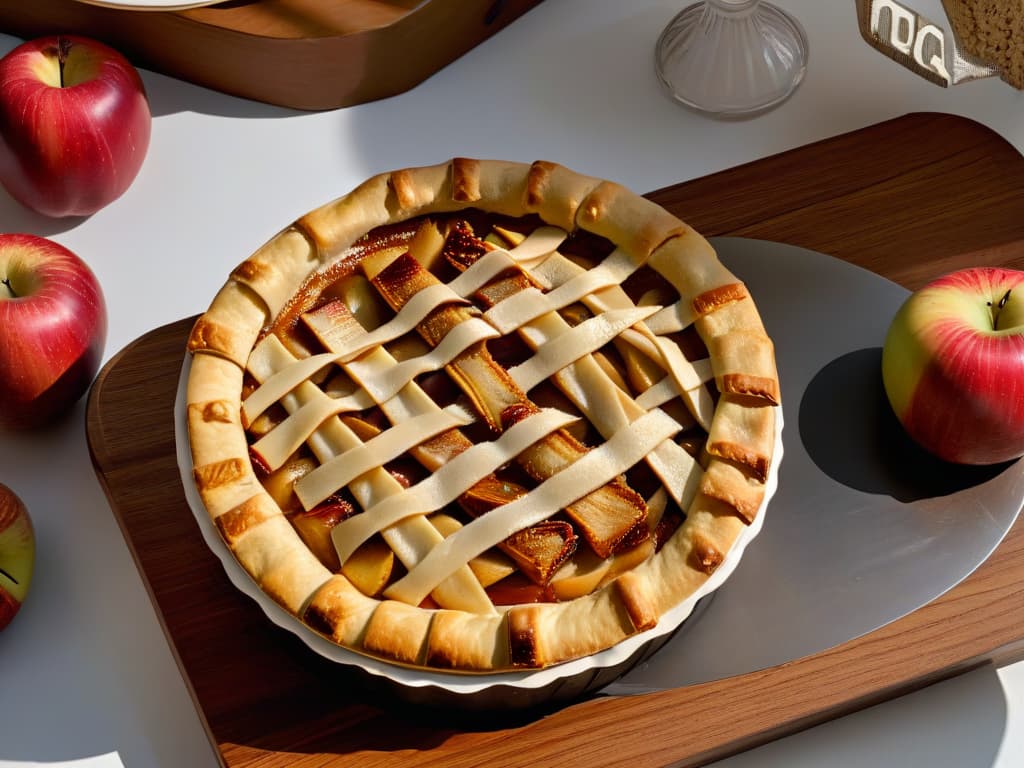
1 1 1023 766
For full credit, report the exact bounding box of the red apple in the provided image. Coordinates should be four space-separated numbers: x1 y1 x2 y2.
0 234 107 429
882 266 1024 465
0 483 34 631
0 34 151 217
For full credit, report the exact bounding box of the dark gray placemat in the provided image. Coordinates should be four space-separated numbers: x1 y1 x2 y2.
607 237 1024 694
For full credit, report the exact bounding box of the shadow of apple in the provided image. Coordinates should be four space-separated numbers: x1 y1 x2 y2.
798 347 1012 501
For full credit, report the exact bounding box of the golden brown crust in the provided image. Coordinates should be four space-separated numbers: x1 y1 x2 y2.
686 495 748 574
576 180 689 260
388 169 420 211
425 610 507 670
230 228 320 319
694 282 748 316
185 281 267 367
186 157 781 673
614 570 658 631
302 574 378 646
362 600 432 665
214 493 279 545
230 514 332 614
699 459 767 524
525 160 556 209
706 397 776 481
451 157 481 203
297 172 394 258
523 159 602 231
193 458 247 495
507 604 544 667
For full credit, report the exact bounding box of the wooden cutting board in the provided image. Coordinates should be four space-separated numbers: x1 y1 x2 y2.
0 0 545 111
86 112 1024 768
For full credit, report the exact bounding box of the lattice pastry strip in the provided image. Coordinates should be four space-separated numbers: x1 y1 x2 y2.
482 247 643 334
325 406 580 562
299 300 579 586
444 225 705 509
386 407 682 607
246 332 495 615
285 225 683 603
240 280 474 426
526 244 718 430
365 252 650 557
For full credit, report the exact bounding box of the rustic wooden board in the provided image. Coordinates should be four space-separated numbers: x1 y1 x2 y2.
0 0 544 111
87 113 1024 768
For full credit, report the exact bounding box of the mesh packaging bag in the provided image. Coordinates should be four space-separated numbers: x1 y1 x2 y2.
856 0 1021 88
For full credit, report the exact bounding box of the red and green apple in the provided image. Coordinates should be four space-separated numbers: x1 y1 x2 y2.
0 34 151 217
0 483 34 631
882 266 1024 465
0 233 107 429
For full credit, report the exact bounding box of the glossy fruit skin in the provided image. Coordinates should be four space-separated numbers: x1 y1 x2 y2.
882 267 1024 465
0 483 34 631
0 34 151 217
0 233 107 429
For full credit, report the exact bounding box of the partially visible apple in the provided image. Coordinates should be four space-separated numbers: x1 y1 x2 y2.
882 266 1024 465
0 34 151 217
0 483 34 631
0 234 107 429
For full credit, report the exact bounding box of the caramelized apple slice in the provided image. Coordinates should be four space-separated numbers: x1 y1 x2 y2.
550 538 655 600
490 225 526 247
262 455 316 513
486 574 554 606
329 273 390 333
407 219 446 270
246 403 286 438
341 537 394 597
288 499 354 571
455 474 577 584
596 538 655 589
549 548 612 601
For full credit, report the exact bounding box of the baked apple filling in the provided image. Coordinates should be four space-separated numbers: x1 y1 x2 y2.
243 213 716 614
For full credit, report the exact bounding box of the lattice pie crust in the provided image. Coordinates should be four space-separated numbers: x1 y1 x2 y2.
185 158 780 672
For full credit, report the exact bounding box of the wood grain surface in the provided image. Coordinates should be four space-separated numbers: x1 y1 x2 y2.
0 0 544 111
86 112 1024 768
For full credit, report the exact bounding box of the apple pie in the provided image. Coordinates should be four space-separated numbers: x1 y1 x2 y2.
184 158 780 672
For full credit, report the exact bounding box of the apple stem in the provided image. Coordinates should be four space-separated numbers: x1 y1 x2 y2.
57 36 71 88
0 277 14 299
0 567 17 585
991 288 1012 330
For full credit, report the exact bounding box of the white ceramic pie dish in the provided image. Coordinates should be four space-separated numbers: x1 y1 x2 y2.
73 0 224 9
175 355 783 710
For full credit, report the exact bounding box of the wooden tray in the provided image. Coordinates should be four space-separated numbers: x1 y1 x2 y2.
87 113 1024 767
0 0 544 111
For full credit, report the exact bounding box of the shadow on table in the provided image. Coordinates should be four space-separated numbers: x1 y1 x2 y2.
800 347 1010 501
201 649 1012 767
710 665 1009 768
144 67 300 120
0 188 89 236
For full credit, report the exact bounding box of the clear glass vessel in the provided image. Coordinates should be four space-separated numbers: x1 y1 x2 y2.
654 0 809 118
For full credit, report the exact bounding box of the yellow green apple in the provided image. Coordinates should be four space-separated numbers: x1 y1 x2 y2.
0 483 34 630
882 267 1024 465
